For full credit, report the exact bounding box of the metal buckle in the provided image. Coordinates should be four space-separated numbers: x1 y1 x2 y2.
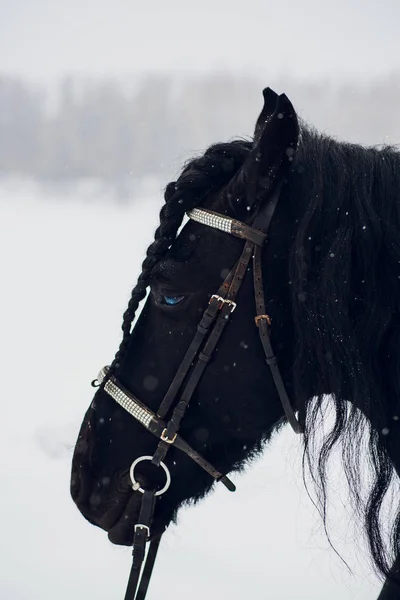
254 314 271 327
134 523 150 538
224 299 237 312
209 294 237 312
161 428 177 444
209 294 224 307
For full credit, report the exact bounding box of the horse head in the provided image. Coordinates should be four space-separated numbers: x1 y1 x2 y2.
71 85 400 595
71 89 304 545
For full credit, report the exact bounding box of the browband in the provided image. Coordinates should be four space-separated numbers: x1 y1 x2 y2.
187 208 267 246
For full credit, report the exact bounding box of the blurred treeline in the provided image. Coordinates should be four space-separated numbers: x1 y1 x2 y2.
1 72 399 184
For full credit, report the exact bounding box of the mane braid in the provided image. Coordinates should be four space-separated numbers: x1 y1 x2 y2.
290 126 400 582
108 141 251 377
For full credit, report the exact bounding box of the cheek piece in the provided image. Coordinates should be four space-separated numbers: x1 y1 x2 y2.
93 188 302 600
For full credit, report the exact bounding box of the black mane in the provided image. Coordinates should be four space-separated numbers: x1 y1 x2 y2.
289 127 400 579
174 128 400 579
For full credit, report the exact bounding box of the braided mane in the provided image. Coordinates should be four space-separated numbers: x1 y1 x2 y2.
109 140 251 375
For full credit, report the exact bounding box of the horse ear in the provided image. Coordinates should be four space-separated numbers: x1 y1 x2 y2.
253 87 279 141
227 90 299 218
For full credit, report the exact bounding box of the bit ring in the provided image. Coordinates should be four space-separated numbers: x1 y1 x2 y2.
129 455 171 496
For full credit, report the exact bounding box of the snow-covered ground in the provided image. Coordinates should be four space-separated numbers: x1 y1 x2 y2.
0 180 383 599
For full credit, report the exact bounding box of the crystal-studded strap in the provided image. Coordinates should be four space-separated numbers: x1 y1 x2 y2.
188 208 232 233
187 208 267 246
97 366 109 385
105 379 154 428
97 367 155 429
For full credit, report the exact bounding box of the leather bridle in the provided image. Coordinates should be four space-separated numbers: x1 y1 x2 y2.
94 187 303 600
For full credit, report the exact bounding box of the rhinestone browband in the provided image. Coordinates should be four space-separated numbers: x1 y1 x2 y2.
188 208 232 233
187 208 267 246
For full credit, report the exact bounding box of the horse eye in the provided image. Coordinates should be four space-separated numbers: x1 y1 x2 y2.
162 295 185 306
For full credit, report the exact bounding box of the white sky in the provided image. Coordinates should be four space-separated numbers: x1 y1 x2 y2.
0 0 399 81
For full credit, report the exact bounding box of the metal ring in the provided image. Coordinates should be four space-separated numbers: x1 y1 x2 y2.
129 455 171 496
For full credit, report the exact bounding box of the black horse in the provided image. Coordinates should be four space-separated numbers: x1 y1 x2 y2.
71 88 400 599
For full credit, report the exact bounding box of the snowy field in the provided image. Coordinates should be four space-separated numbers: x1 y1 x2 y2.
0 179 383 599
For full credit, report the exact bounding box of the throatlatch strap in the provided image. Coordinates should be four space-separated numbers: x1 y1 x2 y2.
252 244 303 433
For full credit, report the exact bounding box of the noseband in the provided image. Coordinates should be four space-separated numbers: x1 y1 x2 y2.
94 188 303 600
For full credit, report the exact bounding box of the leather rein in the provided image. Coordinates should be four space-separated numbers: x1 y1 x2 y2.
94 188 303 600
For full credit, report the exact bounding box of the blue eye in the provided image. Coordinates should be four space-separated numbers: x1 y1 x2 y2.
162 295 185 306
